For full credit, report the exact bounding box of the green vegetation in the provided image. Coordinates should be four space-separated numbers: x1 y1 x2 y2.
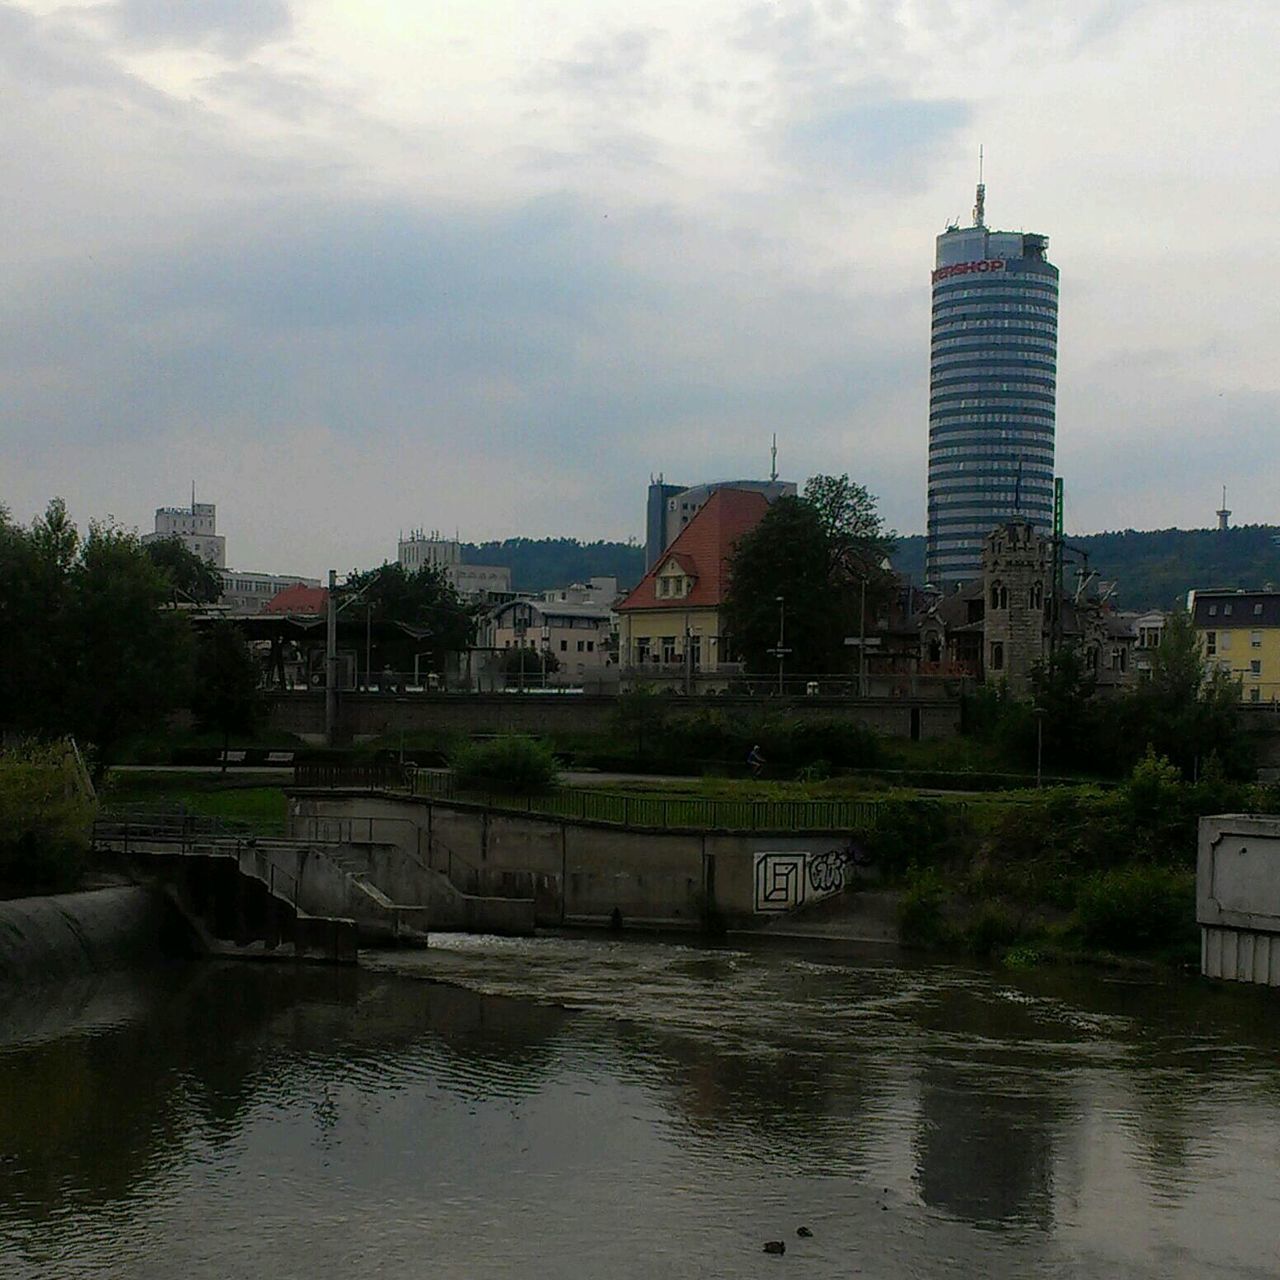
191 622 266 768
451 736 560 794
1 499 194 772
142 534 223 604
102 772 288 832
461 536 643 593
0 742 96 894
722 475 895 672
343 560 476 672
881 753 1273 965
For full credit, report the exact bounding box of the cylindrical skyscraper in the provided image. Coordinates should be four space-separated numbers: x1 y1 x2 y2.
925 191 1058 589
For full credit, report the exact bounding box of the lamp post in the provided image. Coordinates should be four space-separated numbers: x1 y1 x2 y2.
775 596 786 696
325 569 337 744
1033 706 1046 788
858 576 867 697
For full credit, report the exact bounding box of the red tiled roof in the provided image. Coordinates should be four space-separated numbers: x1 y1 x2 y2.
264 584 329 615
618 488 770 612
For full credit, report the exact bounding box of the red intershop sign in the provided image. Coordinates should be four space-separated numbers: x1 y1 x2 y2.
932 259 1006 283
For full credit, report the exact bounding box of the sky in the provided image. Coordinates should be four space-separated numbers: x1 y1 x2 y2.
3 0 1277 577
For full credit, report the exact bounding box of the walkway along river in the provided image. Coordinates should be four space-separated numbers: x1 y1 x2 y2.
2 932 1279 1278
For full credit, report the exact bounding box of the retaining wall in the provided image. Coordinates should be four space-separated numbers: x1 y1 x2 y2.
288 790 868 931
1198 814 1280 987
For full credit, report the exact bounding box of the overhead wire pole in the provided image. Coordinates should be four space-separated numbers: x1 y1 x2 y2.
325 570 338 744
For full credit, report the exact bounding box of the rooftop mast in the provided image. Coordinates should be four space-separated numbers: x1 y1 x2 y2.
973 145 986 227
770 433 778 483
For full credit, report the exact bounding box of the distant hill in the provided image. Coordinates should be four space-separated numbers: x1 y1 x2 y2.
462 538 645 594
889 526 1280 611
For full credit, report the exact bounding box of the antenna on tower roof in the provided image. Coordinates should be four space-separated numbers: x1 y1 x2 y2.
770 433 778 483
973 145 986 227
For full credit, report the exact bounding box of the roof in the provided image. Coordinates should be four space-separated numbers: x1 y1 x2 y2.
1192 590 1280 628
264 584 329 615
618 487 770 613
491 599 611 624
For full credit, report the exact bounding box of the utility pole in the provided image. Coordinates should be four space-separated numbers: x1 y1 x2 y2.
768 596 790 696
325 569 337 745
859 576 867 697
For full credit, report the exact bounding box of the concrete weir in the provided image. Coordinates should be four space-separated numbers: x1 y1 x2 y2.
288 790 875 933
1198 815 1280 987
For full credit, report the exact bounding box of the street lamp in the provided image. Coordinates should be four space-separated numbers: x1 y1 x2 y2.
767 595 791 696
1033 705 1046 788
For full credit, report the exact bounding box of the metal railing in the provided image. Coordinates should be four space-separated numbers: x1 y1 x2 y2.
405 768 885 833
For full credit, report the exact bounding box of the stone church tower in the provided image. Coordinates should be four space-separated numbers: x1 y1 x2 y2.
982 521 1052 697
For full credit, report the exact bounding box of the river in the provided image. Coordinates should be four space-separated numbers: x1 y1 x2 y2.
2 935 1279 1278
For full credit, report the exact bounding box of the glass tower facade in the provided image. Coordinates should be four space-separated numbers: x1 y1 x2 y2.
925 222 1058 589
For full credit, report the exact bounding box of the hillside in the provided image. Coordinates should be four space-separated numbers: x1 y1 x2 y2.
890 526 1280 611
462 538 645 593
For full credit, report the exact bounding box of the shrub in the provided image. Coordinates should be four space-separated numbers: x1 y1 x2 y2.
0 741 96 893
898 866 950 946
451 736 559 794
1073 865 1196 953
961 901 1023 958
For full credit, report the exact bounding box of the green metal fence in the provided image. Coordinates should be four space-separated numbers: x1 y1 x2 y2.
406 768 884 832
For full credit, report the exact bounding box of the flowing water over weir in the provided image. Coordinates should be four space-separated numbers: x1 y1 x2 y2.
2 934 1280 1279
0 887 174 982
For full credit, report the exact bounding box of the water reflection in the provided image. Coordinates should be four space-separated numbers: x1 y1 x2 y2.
3 942 1280 1279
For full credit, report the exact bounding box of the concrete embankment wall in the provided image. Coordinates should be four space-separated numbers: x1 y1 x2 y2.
1198 814 1280 987
267 691 962 744
0 886 177 983
289 792 866 931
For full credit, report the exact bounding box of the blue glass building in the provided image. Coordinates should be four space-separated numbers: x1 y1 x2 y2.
925 202 1058 589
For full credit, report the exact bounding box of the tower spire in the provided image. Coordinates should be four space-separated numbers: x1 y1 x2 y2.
770 433 778 483
973 145 985 227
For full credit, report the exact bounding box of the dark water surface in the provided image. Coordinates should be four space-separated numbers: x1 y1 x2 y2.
2 935 1279 1278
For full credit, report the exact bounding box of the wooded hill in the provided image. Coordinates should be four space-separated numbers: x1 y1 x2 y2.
462 526 1280 611
890 526 1280 611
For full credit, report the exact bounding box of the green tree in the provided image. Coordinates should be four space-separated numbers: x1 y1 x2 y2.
722 497 846 671
143 535 223 604
803 473 896 577
1028 643 1102 772
191 622 264 770
63 522 194 772
1126 609 1249 777
723 480 896 673
343 562 476 673
500 645 560 682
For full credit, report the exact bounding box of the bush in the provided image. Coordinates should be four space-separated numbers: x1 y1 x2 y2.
898 866 950 946
0 741 95 893
451 736 559 794
1073 865 1196 953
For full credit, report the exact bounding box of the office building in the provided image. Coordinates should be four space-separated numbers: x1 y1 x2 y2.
926 179 1059 588
397 531 512 599
142 497 226 568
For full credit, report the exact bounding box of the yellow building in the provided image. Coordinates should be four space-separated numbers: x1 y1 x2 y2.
1191 589 1280 704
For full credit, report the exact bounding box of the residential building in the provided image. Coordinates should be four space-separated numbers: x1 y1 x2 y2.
1190 589 1280 703
396 530 512 599
618 487 771 680
221 570 321 615
541 576 619 608
141 498 226 568
646 478 794 568
483 598 613 684
926 180 1059 589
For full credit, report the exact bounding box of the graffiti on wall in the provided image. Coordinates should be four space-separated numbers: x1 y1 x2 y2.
753 839 868 913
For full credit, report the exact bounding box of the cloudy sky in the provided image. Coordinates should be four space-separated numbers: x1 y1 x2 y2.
4 0 1276 575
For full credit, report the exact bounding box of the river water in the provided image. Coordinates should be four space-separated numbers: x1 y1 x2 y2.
2 935 1279 1279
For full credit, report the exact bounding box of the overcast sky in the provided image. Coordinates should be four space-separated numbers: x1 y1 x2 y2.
4 0 1276 576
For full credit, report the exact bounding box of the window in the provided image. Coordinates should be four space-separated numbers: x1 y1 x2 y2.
1224 603 1233 616
1250 660 1262 676
661 636 677 664
1220 631 1232 652
1251 687 1261 703
635 638 650 663
989 641 1004 671
1208 605 1217 616
586 641 594 653
560 640 567 652
1206 631 1216 655
1252 631 1262 648
1254 603 1264 616
577 640 585 652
